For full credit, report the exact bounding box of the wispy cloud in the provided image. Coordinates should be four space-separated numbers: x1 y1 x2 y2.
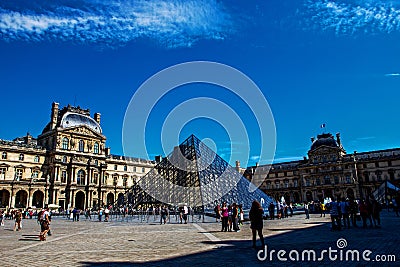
0 0 233 48
385 73 400 77
273 156 303 163
304 0 400 35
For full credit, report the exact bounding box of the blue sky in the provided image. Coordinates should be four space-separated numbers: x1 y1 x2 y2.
0 0 399 167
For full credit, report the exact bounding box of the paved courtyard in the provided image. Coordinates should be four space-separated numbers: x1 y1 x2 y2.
1 210 399 266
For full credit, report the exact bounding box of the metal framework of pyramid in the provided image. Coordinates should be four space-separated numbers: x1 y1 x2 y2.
120 135 273 211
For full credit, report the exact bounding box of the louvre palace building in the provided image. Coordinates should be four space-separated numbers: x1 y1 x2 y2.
0 103 154 210
245 133 400 204
1 102 400 210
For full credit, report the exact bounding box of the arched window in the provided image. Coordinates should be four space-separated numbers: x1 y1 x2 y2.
77 170 85 185
62 156 67 163
62 137 69 150
2 152 7 159
19 154 24 161
93 142 99 154
78 140 84 152
34 156 40 163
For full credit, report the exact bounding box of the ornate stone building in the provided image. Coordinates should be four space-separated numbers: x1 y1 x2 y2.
0 103 154 210
246 133 400 203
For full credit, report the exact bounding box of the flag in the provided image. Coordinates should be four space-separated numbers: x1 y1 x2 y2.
320 123 326 128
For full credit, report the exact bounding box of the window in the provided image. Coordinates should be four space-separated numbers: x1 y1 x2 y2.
293 180 298 187
62 156 67 163
306 179 310 187
77 170 85 185
94 160 98 166
133 167 137 172
284 180 289 188
61 171 67 183
123 176 128 187
113 175 118 186
316 178 321 185
266 182 271 189
93 173 98 184
2 152 7 159
345 175 351 184
94 142 99 154
34 156 40 163
62 137 69 150
142 167 145 173
79 140 84 152
15 169 23 181
0 168 6 180
19 154 24 161
334 176 340 184
124 165 127 171
275 181 280 189
31 170 39 178
114 165 118 171
324 176 331 185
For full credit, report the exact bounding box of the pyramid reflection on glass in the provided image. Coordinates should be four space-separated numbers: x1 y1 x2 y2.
123 135 273 210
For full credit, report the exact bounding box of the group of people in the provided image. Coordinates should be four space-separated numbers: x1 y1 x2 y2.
321 196 382 231
214 202 243 232
267 202 294 220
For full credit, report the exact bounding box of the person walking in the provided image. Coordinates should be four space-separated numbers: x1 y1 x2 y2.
304 202 310 219
39 206 51 241
249 200 264 248
13 209 22 231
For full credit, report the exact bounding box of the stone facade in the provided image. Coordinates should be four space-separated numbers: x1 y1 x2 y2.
245 133 400 203
0 103 154 210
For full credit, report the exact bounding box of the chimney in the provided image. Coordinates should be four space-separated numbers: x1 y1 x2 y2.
50 102 59 130
235 160 240 171
94 112 101 124
25 132 32 145
311 137 315 143
336 132 341 146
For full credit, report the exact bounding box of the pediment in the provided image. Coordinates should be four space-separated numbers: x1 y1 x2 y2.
60 125 105 139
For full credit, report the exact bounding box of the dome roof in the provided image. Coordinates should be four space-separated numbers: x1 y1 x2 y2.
60 112 102 134
310 133 338 151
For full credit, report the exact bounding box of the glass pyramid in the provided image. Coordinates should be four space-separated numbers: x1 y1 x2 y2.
122 135 273 210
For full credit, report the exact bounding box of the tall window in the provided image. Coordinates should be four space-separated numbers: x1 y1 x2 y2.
94 142 99 154
0 168 6 180
293 180 298 187
93 173 98 184
62 137 69 150
123 176 128 187
345 175 351 184
142 167 145 173
275 181 280 189
284 180 289 188
334 176 340 184
77 170 85 185
114 165 118 171
324 176 331 185
94 160 98 166
19 154 24 161
61 171 67 183
133 167 137 172
79 140 84 152
15 169 23 181
31 170 39 178
305 178 310 187
316 178 321 186
34 155 40 162
124 165 127 171
113 175 118 186
1 152 7 159
62 156 67 163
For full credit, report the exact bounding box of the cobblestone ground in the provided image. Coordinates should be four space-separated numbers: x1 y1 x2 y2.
1 210 399 266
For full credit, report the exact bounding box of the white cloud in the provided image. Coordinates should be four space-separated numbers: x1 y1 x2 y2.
304 0 400 35
385 73 400 76
0 0 233 48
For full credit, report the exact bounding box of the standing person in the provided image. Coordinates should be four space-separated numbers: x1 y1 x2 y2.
227 205 233 232
72 207 77 222
371 199 381 228
320 202 326 217
340 198 350 229
221 202 229 232
269 202 275 220
13 209 22 231
160 205 168 224
349 199 359 227
98 208 103 222
104 207 110 222
304 202 310 219
183 205 188 224
214 204 221 223
328 198 341 231
39 206 51 241
289 203 294 217
0 210 4 227
249 200 264 248
238 204 244 226
232 203 240 232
